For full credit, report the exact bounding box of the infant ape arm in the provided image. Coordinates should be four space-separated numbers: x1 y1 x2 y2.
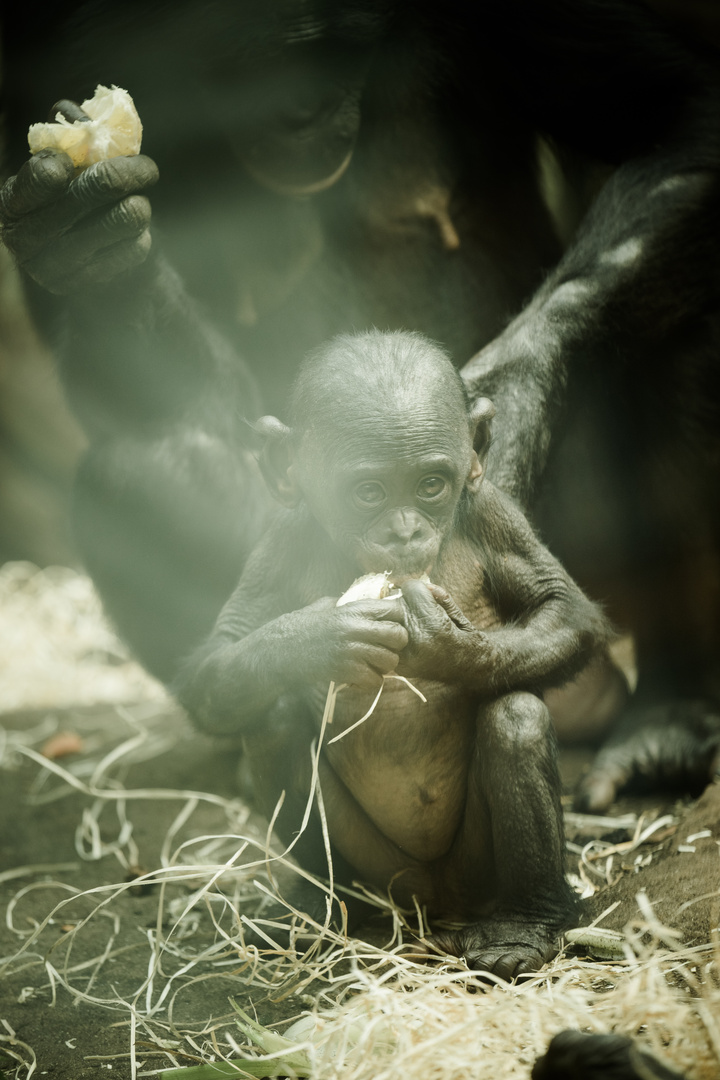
476 489 611 694
398 484 610 695
176 513 408 733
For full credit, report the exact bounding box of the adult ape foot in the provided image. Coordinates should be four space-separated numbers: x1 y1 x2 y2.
575 699 720 813
532 1030 686 1080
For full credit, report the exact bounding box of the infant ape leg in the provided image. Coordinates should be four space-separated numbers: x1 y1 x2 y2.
241 696 378 942
430 692 577 979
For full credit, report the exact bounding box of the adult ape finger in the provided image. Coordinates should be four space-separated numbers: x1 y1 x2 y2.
0 151 159 293
24 193 154 290
0 149 76 220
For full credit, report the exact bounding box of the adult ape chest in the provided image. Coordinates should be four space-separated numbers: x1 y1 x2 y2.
178 329 611 978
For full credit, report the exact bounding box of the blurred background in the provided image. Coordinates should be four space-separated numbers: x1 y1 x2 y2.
0 0 719 574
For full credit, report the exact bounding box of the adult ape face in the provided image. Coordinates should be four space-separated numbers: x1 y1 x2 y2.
228 44 371 196
255 331 492 576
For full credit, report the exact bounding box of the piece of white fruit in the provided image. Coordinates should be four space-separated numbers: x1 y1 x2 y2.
336 571 402 606
28 84 142 169
325 571 429 738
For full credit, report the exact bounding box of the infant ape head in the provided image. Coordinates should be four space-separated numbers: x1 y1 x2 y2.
256 330 494 575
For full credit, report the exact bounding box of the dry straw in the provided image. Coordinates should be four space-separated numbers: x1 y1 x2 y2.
3 707 719 1080
1 564 719 1079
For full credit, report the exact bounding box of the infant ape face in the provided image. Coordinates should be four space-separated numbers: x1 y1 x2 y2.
295 407 474 575
256 330 492 576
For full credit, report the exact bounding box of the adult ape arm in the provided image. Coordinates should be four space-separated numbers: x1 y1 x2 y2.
397 485 611 694
0 142 271 679
457 0 720 506
0 148 262 439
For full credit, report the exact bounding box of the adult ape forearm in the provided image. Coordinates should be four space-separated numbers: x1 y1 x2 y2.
462 147 720 508
51 251 262 441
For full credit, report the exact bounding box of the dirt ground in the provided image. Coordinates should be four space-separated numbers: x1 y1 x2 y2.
1 565 719 1079
0 702 262 1079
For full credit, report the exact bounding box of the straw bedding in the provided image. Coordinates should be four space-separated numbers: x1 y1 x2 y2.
0 561 718 1079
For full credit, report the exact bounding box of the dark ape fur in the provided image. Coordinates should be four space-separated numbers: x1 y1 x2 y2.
175 329 609 977
2 0 720 799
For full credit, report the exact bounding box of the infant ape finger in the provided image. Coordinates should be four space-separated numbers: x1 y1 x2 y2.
400 579 451 634
334 643 399 687
427 584 476 631
341 599 407 624
341 613 409 652
0 151 76 223
358 642 401 675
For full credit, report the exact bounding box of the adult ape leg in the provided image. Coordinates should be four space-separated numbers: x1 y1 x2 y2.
535 328 720 810
428 692 577 979
575 701 720 813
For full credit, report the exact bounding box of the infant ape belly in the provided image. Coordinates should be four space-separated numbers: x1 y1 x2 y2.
325 679 477 861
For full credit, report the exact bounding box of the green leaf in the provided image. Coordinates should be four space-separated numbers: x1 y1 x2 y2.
161 1060 300 1079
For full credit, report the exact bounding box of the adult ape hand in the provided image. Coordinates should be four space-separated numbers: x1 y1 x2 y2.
0 102 158 294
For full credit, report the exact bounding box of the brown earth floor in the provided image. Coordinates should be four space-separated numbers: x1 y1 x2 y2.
1 702 719 1079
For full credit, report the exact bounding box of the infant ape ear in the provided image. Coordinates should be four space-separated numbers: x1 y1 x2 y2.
253 415 300 507
466 397 496 490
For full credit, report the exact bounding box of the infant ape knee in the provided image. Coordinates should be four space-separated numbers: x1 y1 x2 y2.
485 692 554 754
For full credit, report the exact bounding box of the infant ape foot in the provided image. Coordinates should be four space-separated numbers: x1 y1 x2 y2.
421 918 561 980
575 699 720 813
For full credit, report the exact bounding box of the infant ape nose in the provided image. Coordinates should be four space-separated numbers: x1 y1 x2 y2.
387 508 425 543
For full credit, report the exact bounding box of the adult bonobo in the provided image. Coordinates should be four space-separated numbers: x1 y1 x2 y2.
2 0 720 809
177 330 610 977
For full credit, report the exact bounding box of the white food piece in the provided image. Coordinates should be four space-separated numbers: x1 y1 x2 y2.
28 85 142 169
336 572 402 606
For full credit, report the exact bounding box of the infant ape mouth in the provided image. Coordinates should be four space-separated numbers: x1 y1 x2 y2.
362 556 433 579
388 569 433 585
359 538 438 578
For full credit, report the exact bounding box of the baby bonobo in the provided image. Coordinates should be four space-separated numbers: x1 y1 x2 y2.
178 330 611 979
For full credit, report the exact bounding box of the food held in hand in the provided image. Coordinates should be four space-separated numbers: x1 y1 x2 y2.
336 572 402 606
28 84 142 169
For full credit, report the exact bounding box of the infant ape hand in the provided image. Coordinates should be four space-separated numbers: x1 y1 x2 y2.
292 597 409 690
0 134 158 294
396 579 487 685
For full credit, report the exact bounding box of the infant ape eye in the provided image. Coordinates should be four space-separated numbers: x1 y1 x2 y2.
353 481 386 508
417 476 446 499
